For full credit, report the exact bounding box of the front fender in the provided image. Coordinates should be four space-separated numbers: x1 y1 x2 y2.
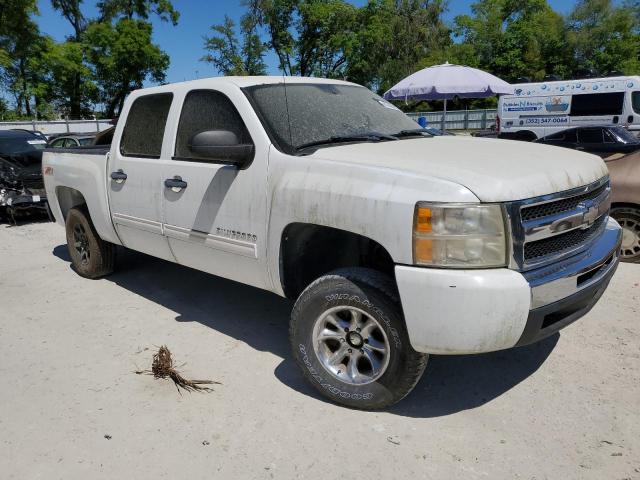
265 149 478 295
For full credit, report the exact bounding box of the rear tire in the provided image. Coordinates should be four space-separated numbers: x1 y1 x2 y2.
290 268 428 409
65 207 115 278
611 207 640 263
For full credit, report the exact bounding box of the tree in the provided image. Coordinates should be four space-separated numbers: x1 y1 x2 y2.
49 0 90 117
347 0 451 92
97 0 180 25
202 14 267 75
84 19 169 117
567 0 640 76
248 0 360 77
51 0 86 40
453 0 568 82
0 1 59 118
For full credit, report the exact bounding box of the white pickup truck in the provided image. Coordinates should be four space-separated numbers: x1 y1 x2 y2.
43 76 622 409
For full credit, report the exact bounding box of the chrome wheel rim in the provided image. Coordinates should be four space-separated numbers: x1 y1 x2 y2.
72 223 91 266
312 306 390 385
619 217 640 259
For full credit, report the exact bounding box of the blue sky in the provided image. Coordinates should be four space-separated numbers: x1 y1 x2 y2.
35 0 598 84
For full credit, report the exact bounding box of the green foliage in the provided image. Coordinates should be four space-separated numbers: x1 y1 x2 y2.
202 14 267 75
567 0 640 75
453 0 569 82
454 0 639 81
85 19 169 116
97 0 180 25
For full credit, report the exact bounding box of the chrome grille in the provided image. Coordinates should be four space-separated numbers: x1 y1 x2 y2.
507 178 611 271
524 215 607 261
521 183 608 222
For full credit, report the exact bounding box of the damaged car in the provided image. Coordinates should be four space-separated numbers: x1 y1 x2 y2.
0 130 50 223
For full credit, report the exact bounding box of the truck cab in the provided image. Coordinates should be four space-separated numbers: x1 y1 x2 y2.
43 76 622 409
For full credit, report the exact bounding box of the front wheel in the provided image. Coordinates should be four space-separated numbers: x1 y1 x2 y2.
611 207 640 262
65 207 116 278
290 268 428 409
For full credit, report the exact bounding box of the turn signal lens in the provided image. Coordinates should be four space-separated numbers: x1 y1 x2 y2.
416 207 432 233
414 238 433 263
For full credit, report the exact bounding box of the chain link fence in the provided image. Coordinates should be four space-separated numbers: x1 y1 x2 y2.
0 119 113 136
406 109 497 131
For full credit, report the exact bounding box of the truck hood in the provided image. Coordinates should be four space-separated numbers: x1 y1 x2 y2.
309 136 608 202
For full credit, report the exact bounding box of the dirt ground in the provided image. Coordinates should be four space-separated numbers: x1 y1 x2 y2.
0 219 639 480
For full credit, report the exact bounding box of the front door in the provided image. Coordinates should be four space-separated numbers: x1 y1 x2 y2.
107 92 175 261
160 87 270 290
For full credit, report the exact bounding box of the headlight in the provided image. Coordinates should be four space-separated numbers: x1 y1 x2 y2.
413 203 507 267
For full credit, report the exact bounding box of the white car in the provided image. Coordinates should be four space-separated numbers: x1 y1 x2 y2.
42 76 622 409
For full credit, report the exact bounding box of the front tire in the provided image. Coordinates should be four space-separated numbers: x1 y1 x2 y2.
611 207 640 262
290 268 427 409
65 207 115 278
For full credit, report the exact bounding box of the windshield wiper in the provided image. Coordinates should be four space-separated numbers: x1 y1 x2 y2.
391 129 435 138
296 132 397 152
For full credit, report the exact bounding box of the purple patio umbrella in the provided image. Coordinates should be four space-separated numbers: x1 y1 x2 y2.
383 62 514 131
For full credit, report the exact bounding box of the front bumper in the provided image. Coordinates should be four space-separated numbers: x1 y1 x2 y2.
396 217 622 355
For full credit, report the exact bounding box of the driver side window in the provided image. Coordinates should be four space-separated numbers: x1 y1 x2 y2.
174 89 253 162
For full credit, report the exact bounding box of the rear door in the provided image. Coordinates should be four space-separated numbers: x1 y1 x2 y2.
160 87 271 290
107 92 175 261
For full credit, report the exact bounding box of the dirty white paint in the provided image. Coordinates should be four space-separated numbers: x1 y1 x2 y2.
43 150 122 245
308 136 608 202
43 75 605 313
395 266 531 354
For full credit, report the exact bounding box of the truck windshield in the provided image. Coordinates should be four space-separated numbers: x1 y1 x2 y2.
243 83 420 154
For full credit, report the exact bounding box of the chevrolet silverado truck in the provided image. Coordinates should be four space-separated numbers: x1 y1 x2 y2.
43 77 622 409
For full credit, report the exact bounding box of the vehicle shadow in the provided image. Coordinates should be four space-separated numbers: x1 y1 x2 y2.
52 245 558 418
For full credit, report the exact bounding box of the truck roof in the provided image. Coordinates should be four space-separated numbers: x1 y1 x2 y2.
130 76 359 97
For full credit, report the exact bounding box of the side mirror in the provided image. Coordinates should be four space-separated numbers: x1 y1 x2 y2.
188 130 254 166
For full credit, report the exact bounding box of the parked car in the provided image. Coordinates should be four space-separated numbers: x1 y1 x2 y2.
471 124 498 138
43 77 621 409
92 126 115 146
0 130 49 222
9 128 48 141
606 150 640 262
534 126 640 156
48 134 96 148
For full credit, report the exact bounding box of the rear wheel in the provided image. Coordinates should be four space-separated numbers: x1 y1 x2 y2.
65 207 115 278
611 207 640 263
290 268 428 409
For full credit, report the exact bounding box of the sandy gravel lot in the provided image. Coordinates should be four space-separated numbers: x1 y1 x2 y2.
0 219 639 480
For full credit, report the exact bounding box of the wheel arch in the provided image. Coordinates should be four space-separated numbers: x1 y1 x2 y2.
55 186 87 221
611 202 640 211
279 222 396 300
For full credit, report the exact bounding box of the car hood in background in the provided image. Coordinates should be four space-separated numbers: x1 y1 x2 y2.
310 136 608 202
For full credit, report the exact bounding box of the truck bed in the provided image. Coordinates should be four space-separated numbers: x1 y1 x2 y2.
43 147 121 245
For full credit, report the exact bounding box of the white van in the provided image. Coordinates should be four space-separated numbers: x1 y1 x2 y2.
498 76 640 140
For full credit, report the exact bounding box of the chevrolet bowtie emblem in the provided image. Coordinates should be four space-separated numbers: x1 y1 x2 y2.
580 203 600 228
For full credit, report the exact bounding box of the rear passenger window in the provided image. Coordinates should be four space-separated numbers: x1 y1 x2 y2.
174 89 253 162
120 93 173 158
578 128 603 143
563 129 577 143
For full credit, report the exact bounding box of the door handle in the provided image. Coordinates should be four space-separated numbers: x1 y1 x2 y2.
165 176 188 193
110 169 127 183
